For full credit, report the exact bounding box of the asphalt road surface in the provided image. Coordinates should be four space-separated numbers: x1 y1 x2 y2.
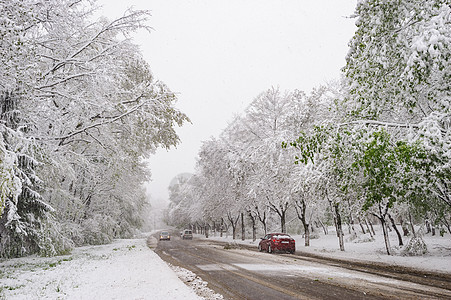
152 232 451 300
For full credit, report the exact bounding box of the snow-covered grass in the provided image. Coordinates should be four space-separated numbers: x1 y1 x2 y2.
0 236 204 300
201 225 451 274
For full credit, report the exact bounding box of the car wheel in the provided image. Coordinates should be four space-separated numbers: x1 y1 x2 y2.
268 244 272 253
258 244 262 252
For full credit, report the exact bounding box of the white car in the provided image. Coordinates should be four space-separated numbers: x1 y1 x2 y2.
159 231 170 241
181 229 193 240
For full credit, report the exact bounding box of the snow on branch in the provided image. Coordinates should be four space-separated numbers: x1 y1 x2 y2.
35 72 95 90
41 9 151 78
69 9 151 60
340 119 447 135
340 120 419 129
46 94 166 143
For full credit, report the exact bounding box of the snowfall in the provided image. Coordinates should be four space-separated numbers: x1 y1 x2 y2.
0 227 450 299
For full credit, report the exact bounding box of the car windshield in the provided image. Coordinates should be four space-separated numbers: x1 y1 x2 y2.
184 230 192 234
161 232 169 235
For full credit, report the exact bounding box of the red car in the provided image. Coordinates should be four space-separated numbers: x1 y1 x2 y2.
258 233 295 254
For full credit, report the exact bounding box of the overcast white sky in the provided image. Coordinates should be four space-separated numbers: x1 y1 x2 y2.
96 0 358 203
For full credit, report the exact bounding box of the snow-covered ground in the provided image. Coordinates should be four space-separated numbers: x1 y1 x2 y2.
1 227 449 299
202 225 451 274
0 235 212 300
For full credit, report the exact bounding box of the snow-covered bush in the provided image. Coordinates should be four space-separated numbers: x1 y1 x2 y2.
81 215 116 246
309 232 320 240
401 236 428 256
352 233 375 244
346 232 358 243
38 218 74 257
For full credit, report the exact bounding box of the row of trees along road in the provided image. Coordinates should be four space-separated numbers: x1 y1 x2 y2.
167 0 450 255
0 0 188 258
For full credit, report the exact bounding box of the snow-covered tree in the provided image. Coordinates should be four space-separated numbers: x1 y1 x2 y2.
0 0 188 257
344 0 450 236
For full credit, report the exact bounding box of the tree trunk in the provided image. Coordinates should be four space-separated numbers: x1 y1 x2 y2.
268 200 289 234
381 217 391 255
227 213 240 240
294 199 310 246
376 203 391 255
388 213 403 246
256 207 267 235
222 220 229 237
241 212 245 241
345 199 356 235
248 212 256 242
280 209 287 233
304 223 310 246
442 218 451 234
425 219 431 234
409 211 416 238
261 220 267 235
334 203 345 251
357 217 366 234
333 214 339 238
318 219 328 235
329 200 339 238
364 218 373 238
400 217 409 236
367 218 376 236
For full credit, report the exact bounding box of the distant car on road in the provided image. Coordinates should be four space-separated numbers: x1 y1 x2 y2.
258 233 295 254
159 231 171 241
181 229 193 240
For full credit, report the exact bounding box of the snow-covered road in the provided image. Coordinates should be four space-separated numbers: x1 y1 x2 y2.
155 232 451 300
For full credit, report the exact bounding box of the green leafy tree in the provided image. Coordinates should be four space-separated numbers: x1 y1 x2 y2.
344 0 450 236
